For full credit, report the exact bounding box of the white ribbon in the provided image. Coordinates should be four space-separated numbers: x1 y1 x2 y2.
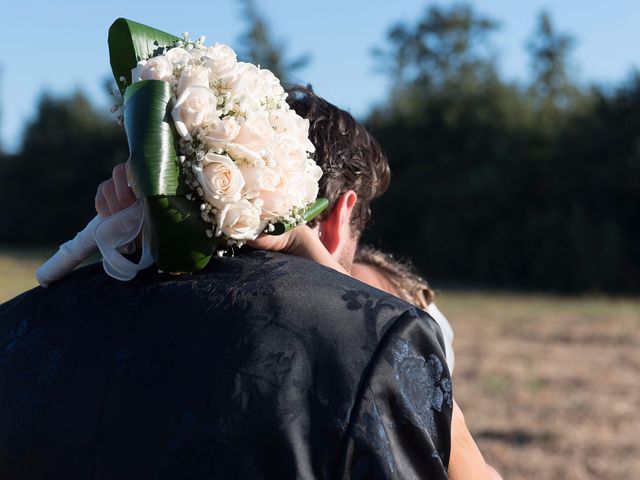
36 200 153 287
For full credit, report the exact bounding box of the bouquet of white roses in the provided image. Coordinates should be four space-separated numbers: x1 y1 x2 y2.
128 32 323 244
108 18 327 273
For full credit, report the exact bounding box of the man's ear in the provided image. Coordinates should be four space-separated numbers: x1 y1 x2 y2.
318 190 357 256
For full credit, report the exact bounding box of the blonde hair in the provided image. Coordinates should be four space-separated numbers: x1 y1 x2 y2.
354 245 435 309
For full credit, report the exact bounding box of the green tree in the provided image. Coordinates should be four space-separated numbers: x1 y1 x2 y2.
373 3 500 108
0 66 3 155
367 5 533 286
0 91 127 244
526 11 580 112
236 0 310 83
365 3 640 292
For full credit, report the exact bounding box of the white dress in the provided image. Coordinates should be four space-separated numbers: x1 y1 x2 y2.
426 303 455 374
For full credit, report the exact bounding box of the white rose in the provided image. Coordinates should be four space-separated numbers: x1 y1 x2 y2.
301 160 323 205
227 62 270 111
202 43 237 79
270 110 315 153
233 111 275 151
165 47 194 70
225 142 263 166
284 174 315 209
203 116 240 148
131 60 147 83
232 148 293 219
238 161 320 221
272 134 308 175
130 58 173 84
258 175 295 219
176 64 211 97
194 153 245 208
258 68 285 97
306 159 323 183
239 163 283 200
189 45 208 62
281 160 322 210
171 86 217 140
222 61 251 85
217 199 264 240
304 172 322 204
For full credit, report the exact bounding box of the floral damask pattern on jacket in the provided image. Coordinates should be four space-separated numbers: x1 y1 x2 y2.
348 389 396 479
384 335 452 438
339 307 452 479
341 289 399 354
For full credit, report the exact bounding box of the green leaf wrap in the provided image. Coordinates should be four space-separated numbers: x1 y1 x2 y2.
145 195 217 273
123 79 217 273
108 18 179 95
123 80 185 197
267 198 329 236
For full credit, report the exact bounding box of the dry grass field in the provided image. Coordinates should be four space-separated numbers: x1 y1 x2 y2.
1 248 639 479
0 246 52 302
438 291 640 479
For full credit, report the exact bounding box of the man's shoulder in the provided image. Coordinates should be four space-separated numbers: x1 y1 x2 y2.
0 251 431 364
219 250 414 323
0 250 428 325
187 250 412 312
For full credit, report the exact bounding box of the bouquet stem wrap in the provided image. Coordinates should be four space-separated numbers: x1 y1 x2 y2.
123 80 217 273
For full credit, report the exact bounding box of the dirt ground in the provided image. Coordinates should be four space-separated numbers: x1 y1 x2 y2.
1 250 639 479
438 291 640 480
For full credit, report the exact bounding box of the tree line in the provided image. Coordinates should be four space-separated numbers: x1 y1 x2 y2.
364 5 640 292
1 2 638 292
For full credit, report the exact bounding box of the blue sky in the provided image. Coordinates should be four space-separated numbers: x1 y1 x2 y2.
1 0 639 152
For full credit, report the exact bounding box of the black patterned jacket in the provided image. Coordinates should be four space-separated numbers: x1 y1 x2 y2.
0 251 451 479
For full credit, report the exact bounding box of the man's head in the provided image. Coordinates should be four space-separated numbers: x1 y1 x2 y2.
287 86 391 269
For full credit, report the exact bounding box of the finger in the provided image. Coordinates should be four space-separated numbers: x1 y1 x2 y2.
95 181 111 217
101 180 122 216
246 231 291 252
112 163 136 208
246 235 270 250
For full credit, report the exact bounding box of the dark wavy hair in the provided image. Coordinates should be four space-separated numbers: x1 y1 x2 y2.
286 85 391 237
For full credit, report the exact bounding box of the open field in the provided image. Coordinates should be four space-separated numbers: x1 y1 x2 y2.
438 291 640 479
1 248 639 479
0 246 52 302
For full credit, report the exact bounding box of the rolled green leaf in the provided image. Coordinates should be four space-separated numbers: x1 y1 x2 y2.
145 196 218 273
267 198 329 236
108 18 179 94
123 80 185 197
122 76 217 273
